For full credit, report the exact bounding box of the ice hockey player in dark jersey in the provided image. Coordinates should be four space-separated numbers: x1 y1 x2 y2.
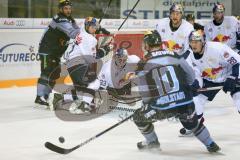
35 0 80 107
132 30 220 153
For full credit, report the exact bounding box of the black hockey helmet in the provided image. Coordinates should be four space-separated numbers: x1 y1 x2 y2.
58 0 72 8
186 14 195 21
143 30 162 47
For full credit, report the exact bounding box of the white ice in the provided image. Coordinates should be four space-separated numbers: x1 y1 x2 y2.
0 87 240 160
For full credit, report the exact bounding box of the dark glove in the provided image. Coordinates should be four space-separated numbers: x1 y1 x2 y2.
223 76 237 93
68 16 76 23
96 45 111 59
236 31 240 51
96 27 110 35
191 79 200 96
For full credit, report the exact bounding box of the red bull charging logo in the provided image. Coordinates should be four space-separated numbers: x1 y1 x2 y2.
201 66 223 80
162 40 182 52
213 34 231 43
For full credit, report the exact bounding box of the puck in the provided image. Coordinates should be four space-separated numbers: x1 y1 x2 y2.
58 136 65 143
180 128 186 135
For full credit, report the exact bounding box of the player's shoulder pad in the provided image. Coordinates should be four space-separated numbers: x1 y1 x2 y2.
182 19 194 29
206 41 225 51
53 14 70 23
225 16 238 22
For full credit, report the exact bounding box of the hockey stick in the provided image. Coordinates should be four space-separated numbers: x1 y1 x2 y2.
45 113 133 154
197 86 223 92
197 84 240 92
99 0 113 24
117 0 140 31
109 97 142 104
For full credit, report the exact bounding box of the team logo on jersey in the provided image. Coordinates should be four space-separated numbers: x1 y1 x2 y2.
213 34 231 43
162 40 182 52
201 66 223 80
208 28 213 32
223 52 230 58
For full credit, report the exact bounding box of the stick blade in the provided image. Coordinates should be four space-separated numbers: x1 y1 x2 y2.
45 142 75 154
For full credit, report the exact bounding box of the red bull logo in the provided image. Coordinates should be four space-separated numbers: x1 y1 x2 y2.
201 66 223 80
213 34 231 43
162 40 182 52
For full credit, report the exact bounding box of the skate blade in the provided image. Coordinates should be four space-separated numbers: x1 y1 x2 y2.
34 103 49 110
178 133 194 137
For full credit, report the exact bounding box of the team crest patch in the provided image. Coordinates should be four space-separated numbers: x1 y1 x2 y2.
224 52 230 58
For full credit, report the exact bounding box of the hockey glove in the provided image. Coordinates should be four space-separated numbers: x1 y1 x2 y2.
96 45 111 59
191 79 200 96
69 16 76 23
223 76 237 93
96 27 110 35
236 31 240 51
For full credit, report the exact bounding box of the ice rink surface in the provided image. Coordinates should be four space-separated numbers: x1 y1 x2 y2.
0 86 240 160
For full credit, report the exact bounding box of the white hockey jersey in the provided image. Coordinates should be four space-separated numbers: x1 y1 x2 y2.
189 41 240 83
204 16 240 49
98 55 140 89
64 26 97 65
82 55 140 104
155 18 194 55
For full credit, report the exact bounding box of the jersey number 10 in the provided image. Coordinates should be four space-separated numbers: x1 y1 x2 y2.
151 66 180 96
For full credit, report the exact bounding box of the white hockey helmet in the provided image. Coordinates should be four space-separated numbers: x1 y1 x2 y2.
84 17 100 30
170 3 184 14
189 30 206 43
212 2 225 13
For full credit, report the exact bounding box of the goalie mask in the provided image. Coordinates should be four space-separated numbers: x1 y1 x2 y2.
114 48 128 69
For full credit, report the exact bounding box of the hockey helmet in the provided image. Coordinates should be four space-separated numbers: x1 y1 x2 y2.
114 48 128 69
189 30 205 43
212 2 225 13
170 3 184 14
58 0 72 8
143 30 162 47
84 17 100 30
186 14 195 21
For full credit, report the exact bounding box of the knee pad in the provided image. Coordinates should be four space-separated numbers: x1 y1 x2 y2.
180 113 199 130
232 92 240 112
